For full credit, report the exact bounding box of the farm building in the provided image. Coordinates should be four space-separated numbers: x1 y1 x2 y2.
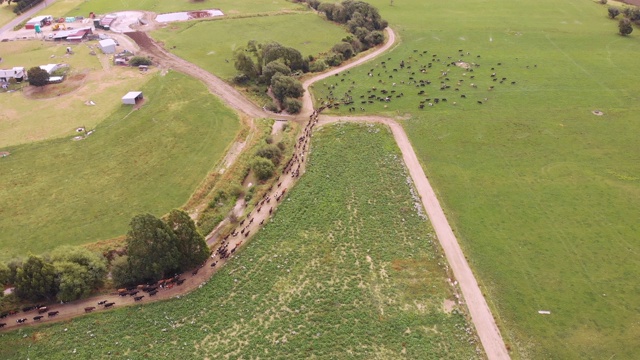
39 64 65 74
0 67 26 82
97 15 117 30
51 27 93 42
99 39 117 54
122 91 143 105
25 15 53 30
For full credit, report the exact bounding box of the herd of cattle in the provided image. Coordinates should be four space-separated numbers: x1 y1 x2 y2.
0 109 323 331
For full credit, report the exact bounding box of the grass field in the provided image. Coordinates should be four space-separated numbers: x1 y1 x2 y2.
61 0 306 18
0 41 152 147
152 13 350 80
0 123 481 359
311 0 640 358
0 2 17 28
0 70 239 262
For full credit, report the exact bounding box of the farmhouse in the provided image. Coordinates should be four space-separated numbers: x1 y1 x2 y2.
51 27 93 42
25 15 53 30
122 91 143 105
99 39 117 54
0 67 26 82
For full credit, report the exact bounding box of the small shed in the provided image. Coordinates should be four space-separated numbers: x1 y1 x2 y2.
99 39 117 54
122 91 143 105
25 15 52 30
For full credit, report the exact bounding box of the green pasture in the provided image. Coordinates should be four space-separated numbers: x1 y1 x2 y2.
0 71 239 262
0 40 148 148
62 0 306 18
0 2 17 28
312 0 640 358
152 12 350 80
0 123 480 359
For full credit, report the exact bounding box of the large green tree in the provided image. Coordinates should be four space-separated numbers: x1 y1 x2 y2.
126 213 180 284
619 18 633 36
14 255 57 302
27 66 49 87
165 209 210 270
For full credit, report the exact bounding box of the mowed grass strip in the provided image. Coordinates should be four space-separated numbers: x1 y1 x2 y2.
312 0 640 358
63 0 306 18
0 123 480 359
152 13 350 80
0 71 239 261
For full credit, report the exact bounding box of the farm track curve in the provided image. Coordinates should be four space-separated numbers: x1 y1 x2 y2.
3 19 509 360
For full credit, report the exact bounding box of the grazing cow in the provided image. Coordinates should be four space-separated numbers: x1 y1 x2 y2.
38 307 48 314
0 323 6 328
98 300 108 305
84 307 95 313
134 296 144 302
104 303 115 308
17 318 27 324
33 315 44 321
48 311 59 317
149 290 158 296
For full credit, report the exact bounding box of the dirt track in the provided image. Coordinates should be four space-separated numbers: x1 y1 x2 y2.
2 21 510 360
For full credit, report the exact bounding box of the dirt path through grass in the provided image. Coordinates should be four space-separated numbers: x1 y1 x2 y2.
3 21 510 359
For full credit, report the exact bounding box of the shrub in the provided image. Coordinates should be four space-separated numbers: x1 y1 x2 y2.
325 52 344 67
129 56 152 66
332 42 355 59
256 144 283 165
619 18 633 35
251 157 275 181
310 59 328 72
608 7 620 19
265 101 280 112
285 97 303 114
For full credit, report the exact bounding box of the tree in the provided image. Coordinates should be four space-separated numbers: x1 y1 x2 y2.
619 18 633 36
14 255 57 302
262 61 291 85
54 261 93 302
251 157 275 181
111 255 136 288
271 74 304 103
234 49 259 79
365 30 385 46
608 7 620 19
165 209 210 270
129 56 152 66
332 42 355 59
51 246 107 301
27 66 49 87
125 214 181 284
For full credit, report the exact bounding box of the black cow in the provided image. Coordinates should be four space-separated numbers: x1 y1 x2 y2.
134 296 144 302
17 318 27 324
104 302 115 308
84 307 96 313
0 323 6 328
129 290 139 296
48 311 59 317
37 307 48 314
33 315 44 321
149 290 158 296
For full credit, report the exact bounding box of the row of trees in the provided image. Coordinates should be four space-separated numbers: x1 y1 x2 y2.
0 210 208 306
10 0 41 14
606 4 639 35
0 247 107 303
251 142 285 181
234 41 305 114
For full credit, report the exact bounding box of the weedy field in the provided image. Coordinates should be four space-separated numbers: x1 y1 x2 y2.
312 0 640 358
152 12 350 80
0 123 481 359
0 71 239 261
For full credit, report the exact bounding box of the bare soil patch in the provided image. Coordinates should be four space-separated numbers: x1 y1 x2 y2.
23 73 87 100
592 110 604 116
455 61 471 70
